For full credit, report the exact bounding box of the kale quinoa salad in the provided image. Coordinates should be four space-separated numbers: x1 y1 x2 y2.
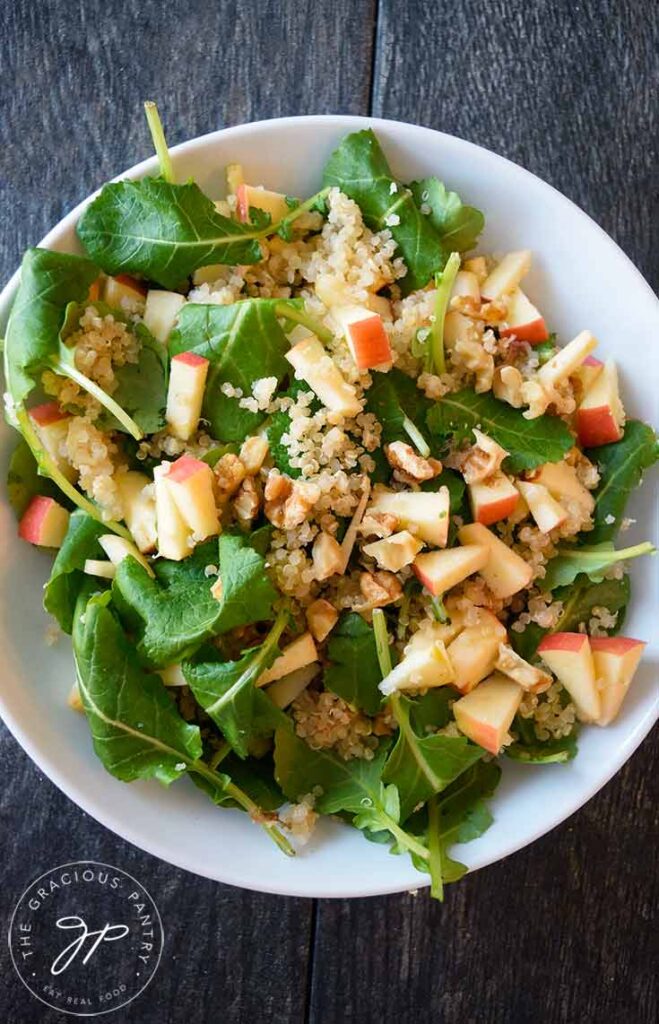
4 105 657 898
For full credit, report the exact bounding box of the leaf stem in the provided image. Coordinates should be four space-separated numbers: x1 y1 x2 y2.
52 359 144 440
430 596 448 623
429 251 461 374
381 811 429 862
208 740 231 770
372 608 393 677
16 406 130 538
144 101 176 184
205 607 289 718
274 187 330 237
401 414 430 457
427 796 444 900
274 301 334 345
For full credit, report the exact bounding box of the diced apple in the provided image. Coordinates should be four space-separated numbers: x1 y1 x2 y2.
236 183 290 225
451 270 481 302
499 287 549 344
305 598 339 643
19 496 69 548
537 632 600 722
536 330 597 389
143 290 185 345
525 461 594 517
153 464 193 561
363 530 423 572
576 359 625 447
458 522 533 598
379 634 454 696
468 472 519 526
495 643 552 693
99 534 155 577
115 471 158 553
28 402 76 482
266 663 320 709
158 664 188 687
286 336 362 421
447 611 507 693
516 480 567 533
226 162 244 194
163 456 219 541
83 559 116 580
574 354 603 393
103 274 147 308
311 532 344 581
453 673 523 754
166 351 210 441
369 488 450 547
257 632 319 687
412 544 490 596
444 310 475 348
481 251 532 301
333 306 393 370
590 636 646 726
462 256 488 282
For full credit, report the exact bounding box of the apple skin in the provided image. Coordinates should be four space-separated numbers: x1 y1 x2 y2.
19 496 69 548
576 363 625 447
343 311 393 370
574 354 603 393
468 472 519 527
590 636 646 726
499 288 549 344
28 401 68 427
537 632 600 722
453 672 523 754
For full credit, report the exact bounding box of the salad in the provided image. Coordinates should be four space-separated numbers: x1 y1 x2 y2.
4 105 657 899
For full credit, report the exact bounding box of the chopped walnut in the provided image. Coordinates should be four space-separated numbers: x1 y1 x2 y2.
453 337 494 392
385 441 442 483
214 453 247 501
233 476 261 526
479 297 508 324
306 598 339 642
240 435 269 475
359 570 403 609
264 472 318 528
521 378 553 419
359 510 398 539
311 532 344 581
460 428 509 484
493 365 525 408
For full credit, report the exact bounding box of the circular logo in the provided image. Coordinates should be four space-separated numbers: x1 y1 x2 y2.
8 860 164 1017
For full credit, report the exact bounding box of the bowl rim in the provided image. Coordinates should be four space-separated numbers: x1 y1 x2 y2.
0 113 657 898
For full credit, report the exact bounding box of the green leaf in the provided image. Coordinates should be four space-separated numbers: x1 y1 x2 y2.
510 575 631 660
220 752 285 811
103 324 167 435
383 693 484 821
266 376 316 478
324 613 384 715
365 368 434 452
183 610 289 758
426 388 574 474
73 591 203 785
113 532 276 667
44 511 107 632
409 178 484 253
586 420 659 543
542 541 654 591
168 300 290 441
322 130 445 294
4 247 99 405
506 715 578 764
6 437 60 518
77 178 264 289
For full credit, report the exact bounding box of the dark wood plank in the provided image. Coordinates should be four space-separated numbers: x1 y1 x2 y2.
371 0 659 289
0 0 376 1020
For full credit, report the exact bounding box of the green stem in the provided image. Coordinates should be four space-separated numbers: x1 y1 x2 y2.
401 414 430 458
273 187 330 237
556 541 655 564
16 407 130 538
274 302 334 345
427 796 444 900
208 741 231 771
382 812 429 862
53 359 143 440
144 101 176 184
430 596 448 623
372 608 393 677
429 251 461 374
205 608 289 718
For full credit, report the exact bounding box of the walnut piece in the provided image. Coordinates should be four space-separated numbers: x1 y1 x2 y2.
359 570 403 609
234 476 261 526
306 598 339 642
311 532 344 581
385 441 442 483
214 453 247 501
493 365 525 408
359 510 398 539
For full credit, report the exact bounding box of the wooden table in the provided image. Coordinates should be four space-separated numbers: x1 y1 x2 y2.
1 2 657 1021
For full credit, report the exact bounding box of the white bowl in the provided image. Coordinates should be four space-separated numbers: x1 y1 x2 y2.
1 115 657 898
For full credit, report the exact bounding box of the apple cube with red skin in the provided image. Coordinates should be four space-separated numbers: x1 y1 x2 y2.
590 636 646 726
537 632 600 722
143 290 185 345
458 522 533 598
481 251 532 301
468 471 519 526
413 544 489 596
537 330 597 389
163 456 219 541
453 673 523 754
369 488 450 547
500 287 549 344
286 335 361 421
103 274 147 308
236 183 290 225
516 480 567 533
153 464 193 561
447 610 507 693
576 360 625 447
19 496 69 548
574 354 603 393
28 402 76 481
166 351 210 441
334 306 393 370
